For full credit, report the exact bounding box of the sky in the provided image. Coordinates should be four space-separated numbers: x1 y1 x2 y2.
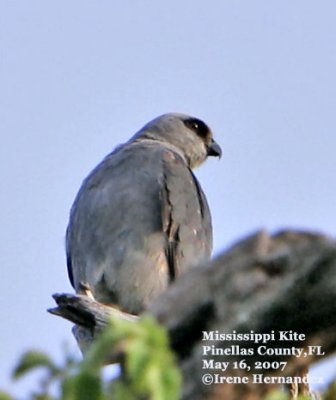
1 0 336 397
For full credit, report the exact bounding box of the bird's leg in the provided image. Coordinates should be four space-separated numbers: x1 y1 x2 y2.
78 281 95 300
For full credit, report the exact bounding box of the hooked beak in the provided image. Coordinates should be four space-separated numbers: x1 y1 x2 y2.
207 139 222 158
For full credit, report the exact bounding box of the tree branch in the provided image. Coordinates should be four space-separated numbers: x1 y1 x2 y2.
49 229 336 399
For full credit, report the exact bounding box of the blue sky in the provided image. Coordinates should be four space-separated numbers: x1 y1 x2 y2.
1 1 335 396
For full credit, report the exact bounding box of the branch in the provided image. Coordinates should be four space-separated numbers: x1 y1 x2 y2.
49 229 336 399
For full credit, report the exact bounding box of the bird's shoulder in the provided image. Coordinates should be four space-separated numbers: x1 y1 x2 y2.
79 140 187 190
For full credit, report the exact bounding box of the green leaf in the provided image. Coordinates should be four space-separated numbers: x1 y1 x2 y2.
0 391 15 400
324 382 336 400
74 373 103 400
34 395 55 400
263 390 289 400
12 350 58 379
119 315 181 400
62 373 103 400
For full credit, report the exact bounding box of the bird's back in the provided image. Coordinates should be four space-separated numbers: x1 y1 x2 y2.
66 140 212 313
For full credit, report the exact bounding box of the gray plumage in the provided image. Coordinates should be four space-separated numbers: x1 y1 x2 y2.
66 113 221 314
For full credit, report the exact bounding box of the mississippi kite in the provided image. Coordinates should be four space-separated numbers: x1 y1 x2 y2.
66 113 221 314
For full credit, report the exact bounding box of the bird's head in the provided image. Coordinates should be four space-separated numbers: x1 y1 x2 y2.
131 113 221 169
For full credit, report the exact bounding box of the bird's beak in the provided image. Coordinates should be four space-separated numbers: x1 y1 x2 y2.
207 139 222 158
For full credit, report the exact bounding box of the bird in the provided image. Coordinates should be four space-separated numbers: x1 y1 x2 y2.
66 113 221 314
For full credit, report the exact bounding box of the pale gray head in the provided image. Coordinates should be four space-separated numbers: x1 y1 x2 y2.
130 113 221 169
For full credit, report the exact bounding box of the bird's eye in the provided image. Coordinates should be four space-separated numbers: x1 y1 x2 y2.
191 121 199 130
184 118 209 138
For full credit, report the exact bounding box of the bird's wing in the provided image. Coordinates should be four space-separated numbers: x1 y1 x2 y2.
66 145 160 280
160 149 213 280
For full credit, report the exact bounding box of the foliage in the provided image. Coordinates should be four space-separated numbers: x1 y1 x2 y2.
324 381 336 400
2 314 335 399
263 391 289 400
1 315 181 400
0 391 15 400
